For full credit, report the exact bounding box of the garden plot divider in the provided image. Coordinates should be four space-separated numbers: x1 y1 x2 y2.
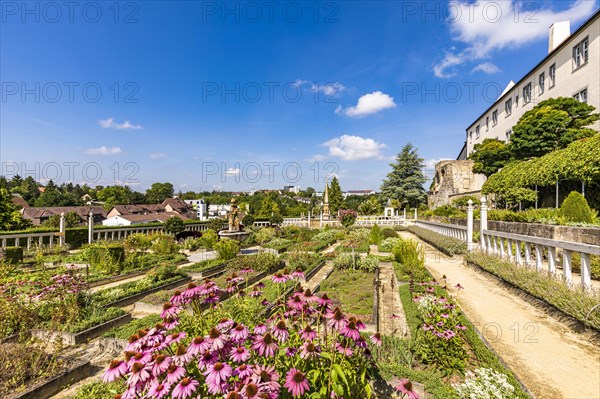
34 314 133 346
303 260 326 282
101 276 192 309
187 263 226 280
415 197 600 291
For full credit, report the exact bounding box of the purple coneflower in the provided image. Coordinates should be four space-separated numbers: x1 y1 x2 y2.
204 362 233 385
129 362 151 386
172 377 199 399
165 364 186 384
163 316 179 330
325 308 347 331
165 331 186 346
300 325 317 341
284 368 310 397
396 378 420 399
443 330 456 339
183 282 201 299
441 313 449 319
151 354 171 375
249 286 262 297
370 332 382 347
127 351 152 367
234 364 253 380
198 350 218 370
204 292 220 305
147 381 171 399
251 365 280 392
161 302 181 319
187 336 211 356
272 320 289 342
173 344 193 366
291 268 305 280
252 332 278 357
300 342 320 359
317 293 332 307
103 359 127 382
254 323 267 335
208 327 227 350
230 346 251 363
335 341 353 356
456 325 467 330
340 320 361 340
436 321 444 327
271 272 289 283
287 294 305 311
425 287 435 293
244 383 261 399
455 283 464 290
230 324 249 341
422 324 433 331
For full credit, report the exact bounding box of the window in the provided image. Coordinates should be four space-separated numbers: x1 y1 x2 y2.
523 83 532 104
505 98 513 116
469 131 472 140
475 125 480 138
492 110 498 125
549 64 556 87
539 73 545 94
485 116 489 131
506 130 512 141
573 37 589 69
574 88 588 103
515 94 519 106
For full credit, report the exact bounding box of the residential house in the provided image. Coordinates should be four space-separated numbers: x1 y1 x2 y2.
21 206 107 225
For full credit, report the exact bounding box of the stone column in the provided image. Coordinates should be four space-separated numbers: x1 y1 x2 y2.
466 200 474 252
480 196 488 251
59 212 66 247
414 208 417 220
88 210 94 244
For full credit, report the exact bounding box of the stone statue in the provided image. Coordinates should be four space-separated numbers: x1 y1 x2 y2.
228 198 241 232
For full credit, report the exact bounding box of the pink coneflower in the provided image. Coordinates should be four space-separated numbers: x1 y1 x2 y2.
370 333 382 347
317 293 332 307
272 320 289 342
325 308 347 331
249 286 262 297
151 354 171 375
165 364 186 384
173 344 193 366
292 268 305 280
240 268 254 274
287 294 305 311
436 321 444 327
187 336 211 356
425 287 435 293
165 331 186 346
198 350 218 370
234 364 253 380
129 362 151 386
204 362 233 385
208 327 227 350
252 332 278 357
163 316 179 330
127 351 152 368
396 378 420 399
254 323 267 335
300 342 320 359
160 302 181 319
230 324 249 341
224 390 242 399
229 346 251 363
441 313 449 319
284 368 310 397
103 359 128 382
443 330 456 339
335 341 353 356
204 292 220 305
183 282 202 299
300 325 317 341
271 272 289 283
244 383 261 399
456 325 467 330
251 365 280 392
422 324 433 331
438 296 447 302
147 381 171 399
172 377 199 399
340 320 361 340
455 283 464 290
355 318 366 331
170 289 185 305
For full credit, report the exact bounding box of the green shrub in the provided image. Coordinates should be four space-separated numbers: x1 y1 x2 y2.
200 229 218 249
560 191 596 223
264 238 292 252
360 255 379 272
0 247 23 264
213 239 240 260
65 227 88 248
284 251 322 271
181 237 203 251
379 237 402 252
207 218 226 232
227 252 279 272
333 252 378 272
147 264 181 283
124 233 152 251
149 233 179 254
392 238 424 268
381 227 398 238
180 258 223 273
369 224 384 245
255 228 276 245
163 216 185 234
242 214 254 227
87 244 125 274
408 226 467 256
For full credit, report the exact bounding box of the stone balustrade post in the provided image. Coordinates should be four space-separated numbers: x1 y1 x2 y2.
480 196 488 251
59 212 66 247
467 200 474 252
88 210 94 244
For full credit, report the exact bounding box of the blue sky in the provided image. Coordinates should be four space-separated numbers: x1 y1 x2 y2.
1 0 598 192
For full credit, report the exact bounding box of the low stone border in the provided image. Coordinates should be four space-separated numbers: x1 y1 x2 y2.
310 264 335 294
465 260 600 343
101 277 192 308
9 360 97 399
303 261 326 282
34 314 132 345
89 269 147 288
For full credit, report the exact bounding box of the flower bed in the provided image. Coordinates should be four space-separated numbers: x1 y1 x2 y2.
407 226 467 256
466 251 600 331
319 269 375 322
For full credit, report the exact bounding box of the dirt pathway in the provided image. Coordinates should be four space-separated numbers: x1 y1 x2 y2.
399 231 600 399
302 261 334 292
378 261 410 337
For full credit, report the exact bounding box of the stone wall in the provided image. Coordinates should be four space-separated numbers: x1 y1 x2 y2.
428 160 486 208
426 216 600 246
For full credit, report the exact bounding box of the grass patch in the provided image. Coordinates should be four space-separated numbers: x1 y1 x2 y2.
320 269 374 322
65 307 126 333
466 251 600 331
407 226 467 256
103 314 162 340
68 379 125 399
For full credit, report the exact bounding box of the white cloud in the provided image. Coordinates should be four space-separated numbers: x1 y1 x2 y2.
149 153 166 159
433 0 596 78
310 82 346 96
98 117 143 130
84 146 122 155
424 158 447 170
336 91 396 118
472 62 501 74
323 135 387 161
225 168 240 176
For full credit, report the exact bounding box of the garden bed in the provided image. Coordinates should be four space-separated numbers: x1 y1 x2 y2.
320 269 375 322
95 276 191 308
407 225 467 256
35 313 132 345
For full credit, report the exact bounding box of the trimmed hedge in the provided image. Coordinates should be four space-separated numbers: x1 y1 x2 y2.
0 246 23 264
408 226 467 256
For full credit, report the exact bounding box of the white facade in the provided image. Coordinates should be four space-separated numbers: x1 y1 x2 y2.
465 12 600 157
184 199 208 221
102 216 136 226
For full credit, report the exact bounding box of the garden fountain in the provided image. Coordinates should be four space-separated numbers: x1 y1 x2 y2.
217 198 251 242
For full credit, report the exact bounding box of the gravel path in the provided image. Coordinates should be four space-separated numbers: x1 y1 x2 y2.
302 261 334 292
399 231 600 399
377 261 410 337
